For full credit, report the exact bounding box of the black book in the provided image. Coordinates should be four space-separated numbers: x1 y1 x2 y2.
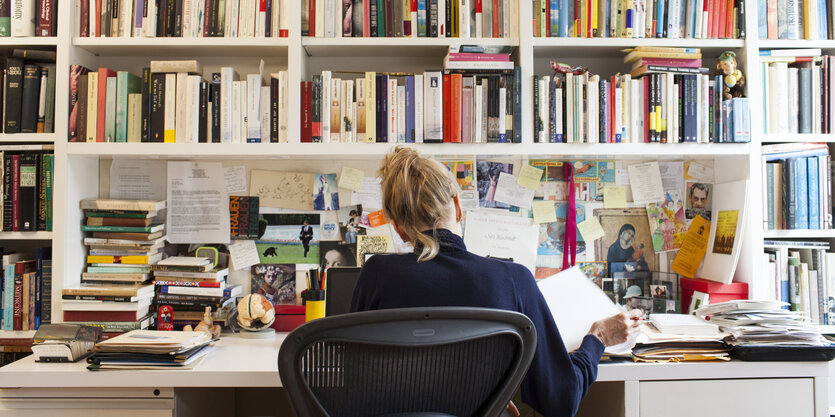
18 152 38 231
140 67 151 142
532 76 539 141
429 0 438 37
352 0 362 36
512 66 521 143
198 81 208 143
2 152 13 231
208 0 218 36
164 0 176 37
4 58 23 133
270 75 278 143
377 74 387 142
311 75 321 142
20 64 41 133
445 0 451 36
384 0 394 37
149 72 165 142
11 49 56 62
157 0 167 37
369 0 377 36
173 0 183 37
111 0 119 36
102 0 112 37
211 72 221 142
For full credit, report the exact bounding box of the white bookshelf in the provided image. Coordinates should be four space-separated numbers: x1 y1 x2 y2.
0 330 35 339
73 37 291 57
0 133 56 143
763 230 835 239
0 37 58 46
761 134 835 143
0 232 54 240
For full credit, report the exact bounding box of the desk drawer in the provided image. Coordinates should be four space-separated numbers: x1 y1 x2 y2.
0 398 175 417
639 378 814 417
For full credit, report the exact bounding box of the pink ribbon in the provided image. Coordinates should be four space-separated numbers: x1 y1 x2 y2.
562 163 577 269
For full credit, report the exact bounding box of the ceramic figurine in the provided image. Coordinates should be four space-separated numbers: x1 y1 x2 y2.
184 306 222 339
716 51 745 100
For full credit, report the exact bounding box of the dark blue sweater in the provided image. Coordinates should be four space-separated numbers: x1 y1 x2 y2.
350 229 605 417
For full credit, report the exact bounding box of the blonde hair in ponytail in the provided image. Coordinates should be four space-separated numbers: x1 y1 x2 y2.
378 146 460 262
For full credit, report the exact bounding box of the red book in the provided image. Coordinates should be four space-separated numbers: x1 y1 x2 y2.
153 280 223 287
643 77 650 143
725 0 734 38
492 0 499 36
63 309 149 322
586 0 592 37
609 75 616 143
545 0 550 36
301 82 311 142
11 155 19 232
13 261 35 331
204 0 213 37
442 74 450 142
450 74 462 143
309 0 316 36
95 0 102 37
711 0 721 38
363 0 371 36
96 68 116 142
716 0 726 38
37 0 54 36
80 0 89 36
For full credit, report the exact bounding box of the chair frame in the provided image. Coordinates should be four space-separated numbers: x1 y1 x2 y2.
278 307 537 417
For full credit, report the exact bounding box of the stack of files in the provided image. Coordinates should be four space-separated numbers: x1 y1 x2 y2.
87 330 213 370
152 257 238 329
695 300 830 347
632 320 731 362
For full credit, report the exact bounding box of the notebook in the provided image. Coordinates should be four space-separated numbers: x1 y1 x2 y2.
649 314 720 336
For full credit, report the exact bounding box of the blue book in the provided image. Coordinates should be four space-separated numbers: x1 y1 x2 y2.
808 156 820 229
566 0 574 36
732 98 746 142
115 71 141 143
558 0 568 36
513 66 522 143
550 0 559 36
795 157 809 230
656 0 666 36
3 263 14 331
819 0 828 39
405 76 415 143
781 264 790 308
417 0 427 36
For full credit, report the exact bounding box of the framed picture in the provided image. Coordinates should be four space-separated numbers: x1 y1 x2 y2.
593 207 659 274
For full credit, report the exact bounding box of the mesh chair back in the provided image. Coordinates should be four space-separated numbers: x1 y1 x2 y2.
278 307 537 417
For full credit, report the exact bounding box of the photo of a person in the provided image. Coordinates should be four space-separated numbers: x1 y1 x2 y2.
685 182 712 220
299 220 314 257
313 173 340 211
319 242 357 274
252 264 296 304
651 285 668 298
345 210 359 244
595 208 658 274
256 213 320 264
476 161 513 209
606 224 649 273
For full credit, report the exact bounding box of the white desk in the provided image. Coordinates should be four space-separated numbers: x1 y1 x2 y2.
0 333 829 417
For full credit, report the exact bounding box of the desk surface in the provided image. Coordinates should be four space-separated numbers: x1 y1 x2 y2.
0 333 829 388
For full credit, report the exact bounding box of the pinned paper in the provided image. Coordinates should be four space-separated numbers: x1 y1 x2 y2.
671 215 711 278
517 165 544 190
351 177 383 209
338 166 365 191
224 166 247 194
228 240 260 271
251 170 314 210
658 161 684 191
627 162 665 205
368 210 387 228
493 172 535 209
532 200 557 223
603 186 627 208
577 217 606 242
615 169 630 185
685 161 714 182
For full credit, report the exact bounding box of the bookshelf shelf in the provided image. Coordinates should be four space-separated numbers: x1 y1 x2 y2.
757 40 835 50
66 142 752 159
531 37 744 57
0 232 53 240
302 37 519 57
760 134 835 143
763 230 835 239
0 330 35 339
0 37 57 46
0 133 55 143
73 37 290 57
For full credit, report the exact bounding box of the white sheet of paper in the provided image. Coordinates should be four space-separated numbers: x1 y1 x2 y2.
686 161 714 182
228 240 260 271
615 169 630 185
627 162 665 205
350 177 383 209
109 159 167 201
537 266 635 354
224 166 247 194
658 161 684 192
463 212 538 274
493 172 535 209
166 161 230 244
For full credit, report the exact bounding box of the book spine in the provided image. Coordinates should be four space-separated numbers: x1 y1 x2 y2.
17 153 36 231
312 75 322 142
808 156 820 229
12 266 21 330
37 153 46 231
19 64 40 133
0 0 9 36
4 58 22 133
211 73 221 143
11 154 19 231
2 153 10 231
149 72 164 142
41 259 51 324
44 153 52 231
140 68 151 142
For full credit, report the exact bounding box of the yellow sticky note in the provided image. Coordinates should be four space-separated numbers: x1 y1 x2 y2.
338 166 365 191
532 200 557 224
577 217 606 242
603 185 627 208
517 165 544 190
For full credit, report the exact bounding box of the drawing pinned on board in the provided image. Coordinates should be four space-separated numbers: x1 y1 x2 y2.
250 170 314 210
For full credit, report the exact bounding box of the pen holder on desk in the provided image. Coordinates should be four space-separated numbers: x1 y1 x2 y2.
305 290 326 322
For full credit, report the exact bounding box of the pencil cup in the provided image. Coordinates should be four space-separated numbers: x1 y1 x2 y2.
305 290 326 322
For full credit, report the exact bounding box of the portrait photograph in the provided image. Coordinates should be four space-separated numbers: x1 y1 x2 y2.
313 173 340 211
685 181 713 221
594 208 659 274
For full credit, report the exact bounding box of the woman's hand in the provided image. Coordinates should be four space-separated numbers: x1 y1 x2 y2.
587 310 643 347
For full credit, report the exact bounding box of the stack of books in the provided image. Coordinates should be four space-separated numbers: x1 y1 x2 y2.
87 330 213 370
762 142 831 230
151 257 237 330
695 300 828 347
760 49 835 135
532 46 750 143
1 248 51 331
68 61 289 144
64 199 166 337
2 51 57 135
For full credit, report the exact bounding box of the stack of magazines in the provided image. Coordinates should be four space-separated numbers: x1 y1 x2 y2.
86 330 213 370
695 300 828 347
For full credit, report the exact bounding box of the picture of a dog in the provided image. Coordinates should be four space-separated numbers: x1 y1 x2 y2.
263 246 278 257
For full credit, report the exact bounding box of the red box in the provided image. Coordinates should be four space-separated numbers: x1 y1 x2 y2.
680 277 749 314
271 305 306 332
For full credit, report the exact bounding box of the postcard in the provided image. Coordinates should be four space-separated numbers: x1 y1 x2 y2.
251 264 296 304
646 190 687 252
255 213 321 264
313 173 340 210
476 161 514 209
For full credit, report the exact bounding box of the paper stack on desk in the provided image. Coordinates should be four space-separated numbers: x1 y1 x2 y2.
695 300 829 347
87 330 213 370
632 322 730 362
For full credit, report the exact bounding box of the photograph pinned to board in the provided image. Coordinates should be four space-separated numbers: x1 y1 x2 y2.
646 190 687 252
535 202 599 279
251 264 296 305
442 160 478 210
250 170 314 211
313 173 340 211
256 213 320 264
319 241 358 271
476 161 514 209
685 181 713 221
594 208 658 275
356 235 390 266
465 211 538 274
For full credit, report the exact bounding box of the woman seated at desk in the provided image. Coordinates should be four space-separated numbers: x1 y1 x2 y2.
351 147 643 417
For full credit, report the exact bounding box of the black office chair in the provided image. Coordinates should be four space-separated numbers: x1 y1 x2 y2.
278 307 537 417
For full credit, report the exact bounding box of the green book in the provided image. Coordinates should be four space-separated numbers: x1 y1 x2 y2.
105 76 117 142
80 224 164 233
115 71 141 143
377 0 385 37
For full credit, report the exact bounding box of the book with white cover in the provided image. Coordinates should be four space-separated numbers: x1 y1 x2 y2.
696 179 749 284
157 256 211 267
649 314 719 335
423 71 443 142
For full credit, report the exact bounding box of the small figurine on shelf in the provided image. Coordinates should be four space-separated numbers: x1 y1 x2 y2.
157 305 173 331
716 51 745 100
184 306 222 339
550 61 588 75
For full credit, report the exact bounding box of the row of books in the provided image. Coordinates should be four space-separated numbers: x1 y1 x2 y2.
2 55 58 135
63 199 167 336
79 0 289 38
1 0 56 37
761 50 835 135
0 248 52 331
763 240 834 325
757 0 832 40
762 142 832 231
152 257 237 330
303 0 513 38
301 66 520 143
69 61 289 144
0 146 54 232
532 0 744 39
